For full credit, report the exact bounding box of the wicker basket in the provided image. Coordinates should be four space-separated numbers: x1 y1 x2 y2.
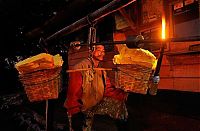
19 67 62 102
115 64 152 94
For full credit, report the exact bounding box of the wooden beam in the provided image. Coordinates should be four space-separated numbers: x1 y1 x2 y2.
119 8 137 32
25 0 96 39
44 0 137 43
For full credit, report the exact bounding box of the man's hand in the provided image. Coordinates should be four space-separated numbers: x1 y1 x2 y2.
153 75 160 84
149 75 160 95
70 41 81 50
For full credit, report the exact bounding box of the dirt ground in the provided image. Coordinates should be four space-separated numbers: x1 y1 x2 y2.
1 89 200 131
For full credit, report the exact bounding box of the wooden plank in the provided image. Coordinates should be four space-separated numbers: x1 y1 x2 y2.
160 64 200 78
158 77 200 92
141 0 162 25
159 63 200 92
172 64 200 77
161 55 171 65
189 44 200 51
160 65 172 77
170 41 200 52
167 53 200 65
158 78 174 90
119 8 137 31
173 78 200 92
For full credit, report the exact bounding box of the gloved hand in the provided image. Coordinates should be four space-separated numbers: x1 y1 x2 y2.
71 112 86 131
153 75 160 84
70 41 81 50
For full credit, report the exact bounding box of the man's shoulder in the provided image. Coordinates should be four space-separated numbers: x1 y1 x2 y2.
73 58 91 69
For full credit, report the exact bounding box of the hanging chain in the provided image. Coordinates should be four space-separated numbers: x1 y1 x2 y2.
87 24 96 73
86 14 97 73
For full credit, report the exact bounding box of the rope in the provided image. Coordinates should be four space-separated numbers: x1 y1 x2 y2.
87 14 93 27
88 56 95 74
45 100 48 131
86 14 97 27
87 26 97 73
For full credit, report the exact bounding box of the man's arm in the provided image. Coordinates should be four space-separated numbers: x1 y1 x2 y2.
104 77 128 101
64 71 83 116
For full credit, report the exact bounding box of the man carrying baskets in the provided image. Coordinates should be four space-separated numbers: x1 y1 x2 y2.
64 44 128 131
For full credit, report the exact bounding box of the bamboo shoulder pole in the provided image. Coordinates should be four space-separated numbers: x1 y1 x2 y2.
66 68 113 73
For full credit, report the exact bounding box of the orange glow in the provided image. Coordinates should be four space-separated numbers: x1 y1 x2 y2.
162 16 166 40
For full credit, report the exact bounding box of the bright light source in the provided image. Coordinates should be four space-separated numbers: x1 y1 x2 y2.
162 16 166 40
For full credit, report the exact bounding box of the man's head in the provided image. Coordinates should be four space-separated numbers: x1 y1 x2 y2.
92 45 105 61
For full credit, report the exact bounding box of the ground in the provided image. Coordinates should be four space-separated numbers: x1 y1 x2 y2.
1 90 200 131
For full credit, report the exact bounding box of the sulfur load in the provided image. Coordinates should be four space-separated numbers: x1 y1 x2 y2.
113 44 158 94
113 44 157 69
15 53 63 74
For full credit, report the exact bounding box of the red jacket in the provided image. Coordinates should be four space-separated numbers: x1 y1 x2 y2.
64 71 127 116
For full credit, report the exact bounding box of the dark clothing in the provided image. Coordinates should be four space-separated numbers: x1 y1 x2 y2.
71 113 127 131
92 114 127 131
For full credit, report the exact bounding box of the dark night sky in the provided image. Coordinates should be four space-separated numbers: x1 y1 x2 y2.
0 0 109 56
0 0 70 56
